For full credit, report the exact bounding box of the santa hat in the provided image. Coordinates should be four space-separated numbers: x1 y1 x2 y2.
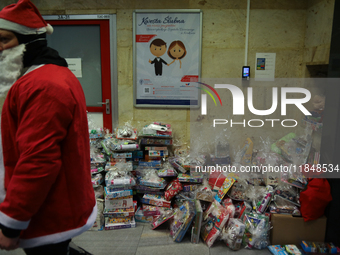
0 0 53 35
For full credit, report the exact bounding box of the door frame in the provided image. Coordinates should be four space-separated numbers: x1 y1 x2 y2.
43 14 118 132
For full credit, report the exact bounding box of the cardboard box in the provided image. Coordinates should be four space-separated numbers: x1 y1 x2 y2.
270 214 327 246
105 196 133 210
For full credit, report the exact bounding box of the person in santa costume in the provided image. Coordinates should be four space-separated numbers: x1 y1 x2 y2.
0 0 97 254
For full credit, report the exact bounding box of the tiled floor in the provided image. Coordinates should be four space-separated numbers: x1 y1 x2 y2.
2 223 272 255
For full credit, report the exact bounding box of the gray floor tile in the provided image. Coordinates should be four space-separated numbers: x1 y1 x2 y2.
136 242 210 255
0 249 25 255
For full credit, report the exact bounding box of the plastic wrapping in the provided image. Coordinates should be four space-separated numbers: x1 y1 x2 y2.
90 198 104 231
228 179 249 201
281 170 308 189
191 200 203 244
256 185 274 214
92 173 103 187
158 161 178 177
116 121 138 140
169 200 196 242
93 185 104 199
201 200 229 247
164 179 183 201
274 184 300 206
246 185 267 210
242 212 270 249
195 178 214 202
140 122 172 137
221 198 236 218
269 195 301 216
151 208 175 229
137 169 167 189
105 165 136 188
221 218 246 251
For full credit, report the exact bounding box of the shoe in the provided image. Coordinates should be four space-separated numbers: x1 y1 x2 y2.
69 242 93 255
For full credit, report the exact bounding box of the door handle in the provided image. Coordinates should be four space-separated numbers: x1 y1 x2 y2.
97 99 110 114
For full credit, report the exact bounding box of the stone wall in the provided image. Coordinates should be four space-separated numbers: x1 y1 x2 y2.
0 0 334 147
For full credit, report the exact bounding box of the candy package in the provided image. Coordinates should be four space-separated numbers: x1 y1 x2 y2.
221 218 246 251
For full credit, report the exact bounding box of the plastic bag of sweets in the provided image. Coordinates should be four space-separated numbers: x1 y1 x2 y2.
195 178 214 202
242 212 270 249
221 218 246 251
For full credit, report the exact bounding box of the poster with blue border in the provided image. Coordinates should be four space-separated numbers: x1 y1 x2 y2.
133 10 202 108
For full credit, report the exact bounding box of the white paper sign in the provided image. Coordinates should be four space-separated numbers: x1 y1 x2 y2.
65 58 82 78
255 53 276 81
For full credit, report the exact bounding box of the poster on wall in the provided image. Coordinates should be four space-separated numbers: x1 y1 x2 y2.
133 10 202 108
254 53 276 81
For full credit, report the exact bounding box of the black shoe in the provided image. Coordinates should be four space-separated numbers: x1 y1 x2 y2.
69 242 93 255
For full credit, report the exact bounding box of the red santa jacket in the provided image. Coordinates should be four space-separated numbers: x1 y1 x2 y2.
0 64 96 248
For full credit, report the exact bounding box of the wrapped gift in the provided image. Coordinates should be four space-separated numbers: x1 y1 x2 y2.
169 200 196 242
135 207 156 223
103 207 135 217
105 195 133 210
195 179 214 202
142 194 171 208
178 173 203 183
214 177 236 203
164 179 183 201
142 204 171 216
138 169 167 189
151 209 175 229
242 212 270 249
201 200 229 247
105 217 136 230
104 187 133 199
221 218 246 250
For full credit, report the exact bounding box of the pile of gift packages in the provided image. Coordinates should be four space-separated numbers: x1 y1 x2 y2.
88 121 337 254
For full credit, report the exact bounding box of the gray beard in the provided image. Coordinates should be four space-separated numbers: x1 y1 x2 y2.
0 44 25 100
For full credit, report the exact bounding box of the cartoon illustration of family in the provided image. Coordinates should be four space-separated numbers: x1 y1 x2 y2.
148 38 187 76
